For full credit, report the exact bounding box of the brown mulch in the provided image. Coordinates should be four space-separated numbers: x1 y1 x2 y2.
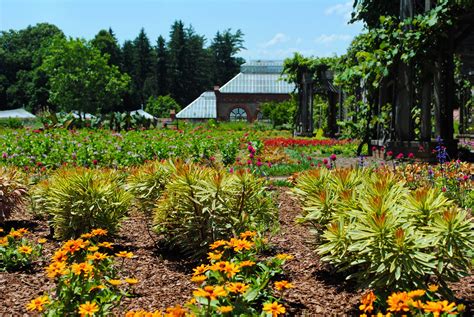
1 189 473 315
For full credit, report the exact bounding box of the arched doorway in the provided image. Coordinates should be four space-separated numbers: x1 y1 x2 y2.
229 107 248 122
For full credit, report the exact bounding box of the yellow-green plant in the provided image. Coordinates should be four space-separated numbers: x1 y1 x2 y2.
0 167 28 221
32 168 132 239
154 162 277 258
0 228 43 271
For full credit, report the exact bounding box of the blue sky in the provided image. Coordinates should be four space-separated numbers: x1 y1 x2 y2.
0 0 363 60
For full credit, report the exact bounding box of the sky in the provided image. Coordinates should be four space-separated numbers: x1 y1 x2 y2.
0 0 363 60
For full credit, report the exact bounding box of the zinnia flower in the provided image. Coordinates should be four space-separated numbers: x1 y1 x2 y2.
226 282 249 294
262 301 286 316
18 245 33 254
115 251 134 258
428 284 439 292
71 262 94 275
217 305 233 313
193 285 227 300
359 291 376 313
192 264 209 276
239 260 256 268
386 291 410 312
78 301 99 316
209 240 228 250
46 261 67 279
125 278 139 285
38 238 47 244
191 275 207 283
274 280 294 291
90 228 107 236
26 295 49 312
275 253 294 261
108 279 122 286
86 252 107 261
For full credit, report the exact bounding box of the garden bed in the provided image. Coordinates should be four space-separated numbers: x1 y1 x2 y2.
1 188 472 315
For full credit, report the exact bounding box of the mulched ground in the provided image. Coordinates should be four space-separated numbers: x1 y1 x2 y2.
1 188 472 316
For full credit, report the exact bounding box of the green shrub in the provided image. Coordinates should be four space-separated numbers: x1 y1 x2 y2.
32 168 132 239
0 228 42 271
126 160 172 214
293 168 474 296
0 167 28 222
153 162 277 258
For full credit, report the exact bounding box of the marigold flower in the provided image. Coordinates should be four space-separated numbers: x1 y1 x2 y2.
207 251 223 261
71 262 94 275
108 279 122 286
90 228 108 236
275 253 294 261
98 241 113 249
209 240 228 250
239 260 255 268
192 264 209 276
52 250 68 263
26 295 49 312
262 301 286 316
116 251 134 258
78 301 99 316
407 289 425 299
125 278 139 284
229 238 253 252
191 275 207 283
86 252 107 261
386 291 410 312
46 261 67 279
359 291 376 313
274 280 294 291
217 305 233 313
18 245 33 254
38 238 47 244
239 230 257 239
226 282 249 294
193 285 227 300
428 284 439 292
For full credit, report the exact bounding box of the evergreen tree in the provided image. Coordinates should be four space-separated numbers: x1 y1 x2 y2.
91 28 121 66
155 36 168 96
168 21 188 106
132 28 154 104
120 40 137 111
210 29 245 86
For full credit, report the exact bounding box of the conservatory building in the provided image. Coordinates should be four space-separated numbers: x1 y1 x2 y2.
176 60 295 122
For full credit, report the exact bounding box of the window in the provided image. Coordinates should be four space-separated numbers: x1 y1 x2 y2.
229 107 247 121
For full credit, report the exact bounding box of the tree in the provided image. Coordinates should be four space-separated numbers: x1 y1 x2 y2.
41 37 130 115
91 28 121 67
145 95 181 118
261 98 296 128
168 21 188 106
132 28 154 104
155 35 168 96
210 29 245 86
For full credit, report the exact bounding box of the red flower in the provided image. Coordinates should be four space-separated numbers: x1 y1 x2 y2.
386 151 393 157
396 153 404 159
408 153 415 159
323 158 328 165
92 159 98 165
330 154 337 161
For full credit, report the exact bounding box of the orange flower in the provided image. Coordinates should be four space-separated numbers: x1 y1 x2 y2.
407 289 425 299
207 251 223 261
125 278 139 285
229 238 253 252
423 300 456 316
217 305 233 313
90 228 108 236
81 233 94 239
26 295 49 312
428 284 439 292
274 280 294 291
98 241 113 249
193 264 209 276
71 262 94 275
193 285 227 300
63 239 87 254
18 245 33 254
52 250 68 263
115 251 134 258
8 230 23 238
38 238 47 244
386 292 410 312
17 228 29 234
209 240 228 250
0 237 7 246
108 279 122 286
239 230 257 239
86 252 107 261
359 291 376 313
89 285 105 292
262 301 286 316
88 246 99 252
217 262 240 278
78 301 99 316
46 261 67 279
226 282 249 294
239 260 255 268
191 275 207 283
164 305 187 317
275 253 294 261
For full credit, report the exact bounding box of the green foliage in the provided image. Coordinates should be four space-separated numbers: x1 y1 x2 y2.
41 37 130 115
210 29 245 86
0 118 24 128
293 168 473 295
0 167 28 222
153 162 277 259
32 168 132 240
219 140 239 166
144 95 180 118
0 228 42 271
260 98 296 128
126 161 172 214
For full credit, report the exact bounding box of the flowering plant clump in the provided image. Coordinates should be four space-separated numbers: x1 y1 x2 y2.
126 233 294 316
0 227 43 271
358 286 465 316
0 167 28 221
27 229 138 315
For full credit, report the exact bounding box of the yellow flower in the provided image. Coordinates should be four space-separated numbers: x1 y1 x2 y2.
239 230 257 239
186 298 197 306
88 246 99 252
46 261 67 279
226 282 249 294
90 228 108 236
359 291 376 313
18 245 33 254
116 251 134 258
207 251 223 261
0 237 8 246
239 260 256 268
78 301 99 316
86 252 107 261
98 241 113 248
89 285 105 292
229 238 253 252
0 228 3 233
193 285 227 300
428 284 439 292
457 304 466 312
192 264 209 276
407 289 425 299
17 228 29 234
8 230 23 238
108 279 122 286
38 238 47 244
71 262 94 275
52 250 68 263
81 233 94 239
210 240 228 250
26 295 49 312
191 275 207 283
217 305 233 313
63 239 87 254
262 301 286 316
125 278 139 284
274 280 294 291
386 292 410 312
423 300 456 316
275 253 294 261
164 305 187 316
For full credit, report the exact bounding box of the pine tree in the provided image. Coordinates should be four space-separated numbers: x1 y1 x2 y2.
210 29 245 86
168 21 187 106
155 36 168 96
91 28 121 66
132 28 154 104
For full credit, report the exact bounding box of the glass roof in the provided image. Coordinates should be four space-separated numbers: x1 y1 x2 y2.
241 60 284 74
219 73 295 94
176 91 216 119
0 108 36 118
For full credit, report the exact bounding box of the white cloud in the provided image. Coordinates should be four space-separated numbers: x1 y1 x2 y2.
295 37 303 45
325 1 352 16
260 33 289 48
315 34 352 44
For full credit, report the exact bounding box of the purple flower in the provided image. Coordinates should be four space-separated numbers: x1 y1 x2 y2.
229 168 234 173
2 152 7 159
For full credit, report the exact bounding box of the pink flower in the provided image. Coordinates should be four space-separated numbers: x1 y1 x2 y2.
323 158 328 165
249 153 254 159
267 162 272 168
210 156 215 162
330 154 337 161
2 152 7 159
441 187 447 192
247 159 252 165
463 175 469 181
92 159 98 165
386 151 393 157
396 153 404 159
371 146 377 151
307 156 312 161
229 168 234 173
408 153 415 159
256 161 262 167
326 164 331 169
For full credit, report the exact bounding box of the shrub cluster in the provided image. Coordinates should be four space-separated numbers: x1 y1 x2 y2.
0 167 28 221
293 168 473 295
0 227 43 271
